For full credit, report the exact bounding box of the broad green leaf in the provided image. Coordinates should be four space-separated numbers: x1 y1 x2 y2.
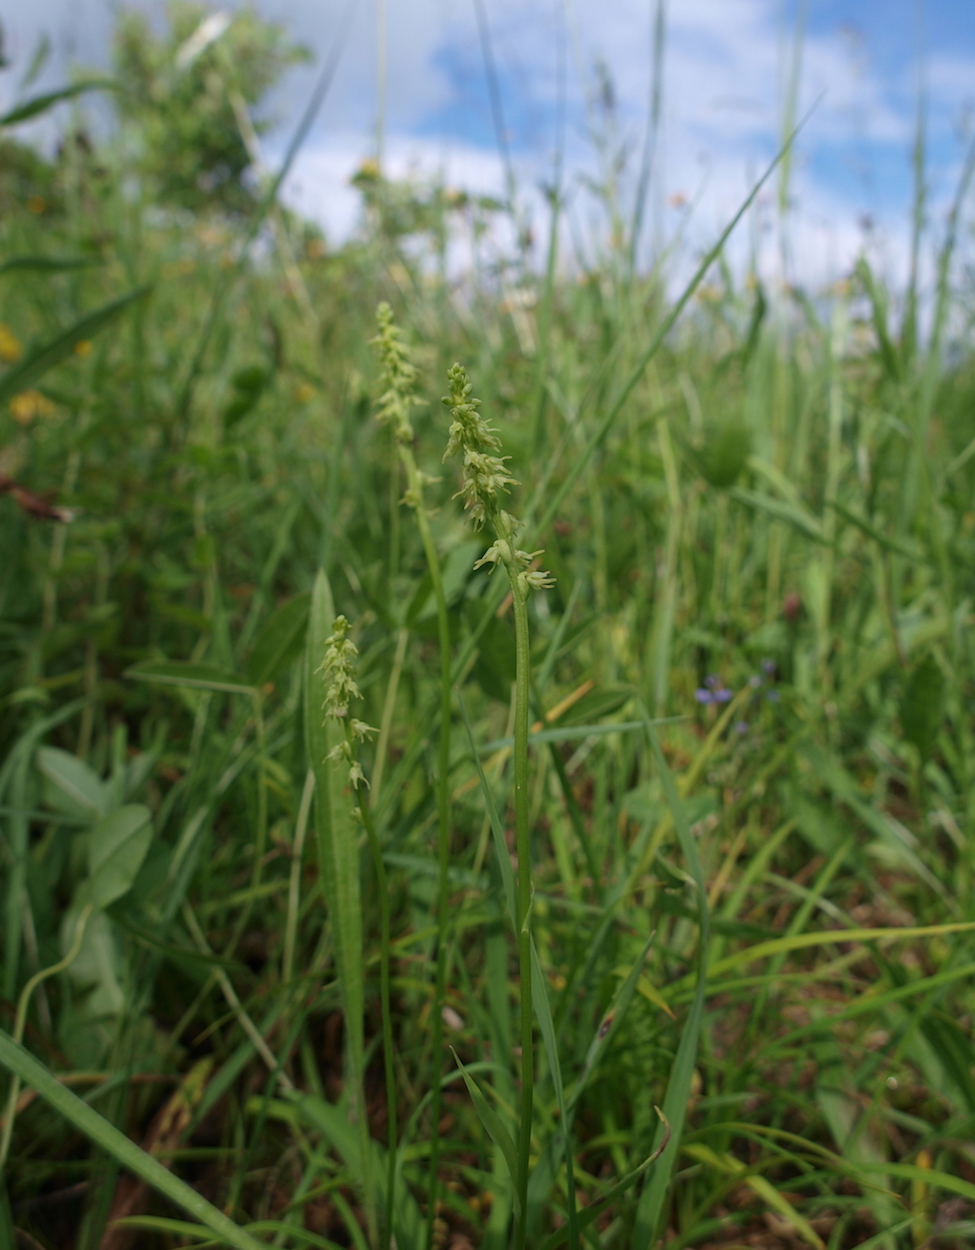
0 78 116 126
246 590 311 686
35 746 108 819
0 1030 267 1250
87 804 153 908
0 286 150 407
62 908 124 1018
694 420 752 489
411 540 483 620
303 570 369 1199
125 660 256 695
465 598 516 702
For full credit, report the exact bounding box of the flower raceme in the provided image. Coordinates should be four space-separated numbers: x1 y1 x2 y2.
371 303 441 512
372 301 418 445
318 615 376 789
442 363 554 593
319 615 360 718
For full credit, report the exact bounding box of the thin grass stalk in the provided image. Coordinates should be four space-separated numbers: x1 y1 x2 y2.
471 0 520 244
650 418 681 714
371 626 408 802
2 756 28 1005
816 301 847 693
420 512 453 1250
775 0 807 281
629 0 667 272
531 20 567 460
902 72 927 369
283 769 315 989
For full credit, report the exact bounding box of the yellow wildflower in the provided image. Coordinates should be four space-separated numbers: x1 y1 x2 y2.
10 391 57 425
0 325 22 363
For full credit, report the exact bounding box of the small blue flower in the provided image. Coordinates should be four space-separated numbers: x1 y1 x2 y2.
734 720 749 734
696 675 733 704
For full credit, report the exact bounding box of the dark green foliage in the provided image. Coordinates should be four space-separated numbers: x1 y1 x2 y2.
696 418 752 489
223 363 270 427
900 652 946 762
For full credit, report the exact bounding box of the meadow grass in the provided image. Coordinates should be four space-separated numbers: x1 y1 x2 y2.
1 30 975 1250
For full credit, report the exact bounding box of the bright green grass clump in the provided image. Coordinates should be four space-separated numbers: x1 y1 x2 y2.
2 15 975 1250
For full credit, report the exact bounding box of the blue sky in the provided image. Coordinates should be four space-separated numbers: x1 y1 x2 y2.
3 0 974 284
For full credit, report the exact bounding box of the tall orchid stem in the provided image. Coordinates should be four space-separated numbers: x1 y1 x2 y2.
508 570 533 1250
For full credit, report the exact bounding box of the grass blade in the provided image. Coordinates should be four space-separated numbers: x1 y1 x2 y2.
0 286 150 406
450 1047 521 1220
0 79 116 126
0 1030 268 1250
